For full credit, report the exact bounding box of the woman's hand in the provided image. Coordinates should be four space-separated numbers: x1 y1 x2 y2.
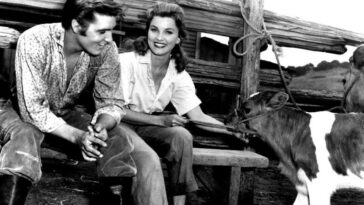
160 114 188 127
91 123 108 141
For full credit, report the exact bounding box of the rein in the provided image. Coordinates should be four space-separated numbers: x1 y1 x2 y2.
153 101 287 137
187 119 257 135
188 99 288 137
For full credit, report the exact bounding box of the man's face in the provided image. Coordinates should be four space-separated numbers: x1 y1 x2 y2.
76 13 116 56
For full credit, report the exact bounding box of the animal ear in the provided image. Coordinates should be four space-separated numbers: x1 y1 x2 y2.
267 92 289 109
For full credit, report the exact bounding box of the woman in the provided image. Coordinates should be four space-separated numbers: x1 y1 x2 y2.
119 2 237 205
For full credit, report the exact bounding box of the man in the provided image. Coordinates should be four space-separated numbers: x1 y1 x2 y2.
0 0 136 204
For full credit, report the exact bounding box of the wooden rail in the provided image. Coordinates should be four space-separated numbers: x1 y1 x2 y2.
1 0 364 53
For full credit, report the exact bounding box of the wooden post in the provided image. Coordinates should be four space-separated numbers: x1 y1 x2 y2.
239 0 264 100
229 167 241 205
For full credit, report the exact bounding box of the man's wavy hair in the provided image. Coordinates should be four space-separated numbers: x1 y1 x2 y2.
134 2 188 73
62 0 124 35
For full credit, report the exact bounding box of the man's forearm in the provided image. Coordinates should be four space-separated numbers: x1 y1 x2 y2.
50 123 84 144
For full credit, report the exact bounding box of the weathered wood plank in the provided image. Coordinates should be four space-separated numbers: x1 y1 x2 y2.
0 26 19 48
193 148 269 167
1 0 364 54
0 0 64 9
229 167 241 205
259 87 342 111
240 0 264 99
187 59 291 89
290 88 342 101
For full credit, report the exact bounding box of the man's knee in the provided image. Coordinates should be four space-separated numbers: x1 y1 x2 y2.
3 121 43 154
97 125 137 177
0 125 43 182
16 125 44 145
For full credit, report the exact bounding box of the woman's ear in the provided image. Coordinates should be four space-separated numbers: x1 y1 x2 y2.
176 37 181 45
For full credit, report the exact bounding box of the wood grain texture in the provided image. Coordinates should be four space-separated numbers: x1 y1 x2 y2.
1 0 363 53
193 148 269 168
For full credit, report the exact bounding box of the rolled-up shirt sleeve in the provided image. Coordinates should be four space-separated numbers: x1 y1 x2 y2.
15 30 66 133
91 42 126 125
171 71 201 115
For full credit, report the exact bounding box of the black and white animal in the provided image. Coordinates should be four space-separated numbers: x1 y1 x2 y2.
235 91 364 205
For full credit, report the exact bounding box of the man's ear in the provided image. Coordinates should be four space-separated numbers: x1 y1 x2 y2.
71 19 81 34
267 92 289 109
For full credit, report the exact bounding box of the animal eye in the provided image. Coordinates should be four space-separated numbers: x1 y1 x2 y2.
243 107 251 114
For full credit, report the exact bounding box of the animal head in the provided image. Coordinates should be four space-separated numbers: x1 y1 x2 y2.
240 91 289 119
225 91 289 134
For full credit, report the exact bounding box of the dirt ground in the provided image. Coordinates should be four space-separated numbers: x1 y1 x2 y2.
25 149 364 205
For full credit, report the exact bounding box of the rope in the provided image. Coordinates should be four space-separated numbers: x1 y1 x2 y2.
187 119 257 135
232 1 268 57
233 1 301 110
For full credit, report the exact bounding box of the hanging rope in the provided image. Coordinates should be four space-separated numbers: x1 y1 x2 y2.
233 1 301 110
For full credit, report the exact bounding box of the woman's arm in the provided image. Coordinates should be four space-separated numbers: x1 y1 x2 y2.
186 106 233 135
122 109 187 127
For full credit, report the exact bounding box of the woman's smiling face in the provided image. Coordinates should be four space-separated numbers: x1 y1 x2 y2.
147 16 181 57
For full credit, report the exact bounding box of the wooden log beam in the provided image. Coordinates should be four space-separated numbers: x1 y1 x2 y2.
0 0 363 54
0 0 64 9
187 59 291 89
259 86 342 111
0 26 19 48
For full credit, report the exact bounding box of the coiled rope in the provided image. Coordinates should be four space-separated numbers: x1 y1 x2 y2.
233 1 301 110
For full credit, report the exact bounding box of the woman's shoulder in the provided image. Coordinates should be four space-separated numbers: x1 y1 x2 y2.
119 51 138 61
173 69 195 87
176 69 192 78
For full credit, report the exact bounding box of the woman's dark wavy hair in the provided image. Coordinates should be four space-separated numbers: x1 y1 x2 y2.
62 0 124 35
134 2 188 73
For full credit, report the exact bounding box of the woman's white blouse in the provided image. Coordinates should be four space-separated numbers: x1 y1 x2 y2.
119 51 201 115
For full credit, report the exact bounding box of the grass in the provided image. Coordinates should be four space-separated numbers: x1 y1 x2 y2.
289 67 348 93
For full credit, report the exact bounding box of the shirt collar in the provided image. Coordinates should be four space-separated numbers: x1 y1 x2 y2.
51 23 65 49
137 50 177 75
